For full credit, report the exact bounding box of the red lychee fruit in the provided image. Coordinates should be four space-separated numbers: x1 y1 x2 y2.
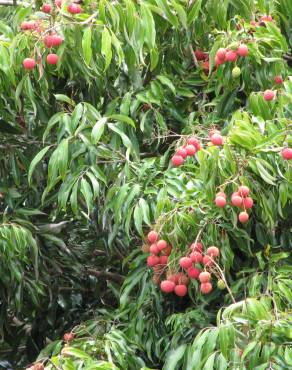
147 230 158 243
174 284 188 297
238 185 250 197
160 280 175 293
179 257 192 269
238 211 249 223
282 148 292 160
201 282 212 294
263 89 275 101
207 246 220 258
237 44 248 57
23 58 36 70
171 155 184 167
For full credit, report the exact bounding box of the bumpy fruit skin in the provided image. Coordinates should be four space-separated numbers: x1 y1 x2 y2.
147 230 158 243
157 239 167 250
210 133 223 146
194 49 208 61
47 53 58 64
216 48 226 61
185 144 196 156
167 274 177 284
21 21 36 30
201 60 209 73
188 267 200 279
237 44 248 57
217 279 226 290
201 282 212 294
23 58 36 70
162 245 172 256
174 284 188 297
215 196 226 208
67 3 81 14
226 50 237 62
179 257 192 269
147 255 159 267
238 185 249 197
231 194 242 207
207 246 220 258
159 255 168 265
44 34 63 48
177 273 189 285
282 148 292 160
199 271 211 283
187 137 199 148
215 55 224 67
261 15 273 22
63 332 75 341
243 197 253 209
55 0 62 7
42 3 52 13
263 89 275 101
160 280 175 293
238 211 249 223
216 191 226 198
203 255 214 266
190 242 203 253
190 251 203 263
274 75 283 85
176 147 187 158
232 66 241 78
171 155 184 167
149 244 159 255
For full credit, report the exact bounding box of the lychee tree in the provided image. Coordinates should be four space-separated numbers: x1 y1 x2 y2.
0 0 291 369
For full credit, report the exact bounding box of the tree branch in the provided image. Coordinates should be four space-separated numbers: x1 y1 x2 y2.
283 54 292 62
86 268 125 283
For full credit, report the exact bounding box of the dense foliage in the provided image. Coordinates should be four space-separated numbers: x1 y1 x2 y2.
0 0 291 369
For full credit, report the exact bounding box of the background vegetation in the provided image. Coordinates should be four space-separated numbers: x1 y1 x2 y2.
0 0 291 369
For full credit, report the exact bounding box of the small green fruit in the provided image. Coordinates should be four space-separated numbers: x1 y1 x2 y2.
217 279 226 290
232 66 241 78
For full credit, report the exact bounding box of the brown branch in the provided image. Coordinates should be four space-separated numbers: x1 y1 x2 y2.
86 268 125 283
283 54 292 62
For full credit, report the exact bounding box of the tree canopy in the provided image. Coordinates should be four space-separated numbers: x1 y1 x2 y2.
0 0 291 369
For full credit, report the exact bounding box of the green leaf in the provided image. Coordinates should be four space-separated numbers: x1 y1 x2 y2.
92 117 107 144
157 75 176 94
81 178 93 215
106 114 135 127
58 139 69 180
61 347 91 360
187 0 202 24
155 0 178 28
28 146 50 185
54 94 75 106
255 160 276 185
141 3 156 49
82 27 92 65
163 345 187 370
101 27 112 71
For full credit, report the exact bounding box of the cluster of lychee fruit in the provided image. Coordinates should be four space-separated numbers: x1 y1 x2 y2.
215 44 248 69
171 130 224 167
171 136 202 167
215 185 253 223
144 230 223 297
21 1 82 71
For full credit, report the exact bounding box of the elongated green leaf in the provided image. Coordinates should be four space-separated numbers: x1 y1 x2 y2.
28 146 50 185
82 27 92 65
92 117 107 144
101 27 112 71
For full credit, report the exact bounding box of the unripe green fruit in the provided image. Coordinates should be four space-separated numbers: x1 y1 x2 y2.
217 279 226 290
232 66 241 78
